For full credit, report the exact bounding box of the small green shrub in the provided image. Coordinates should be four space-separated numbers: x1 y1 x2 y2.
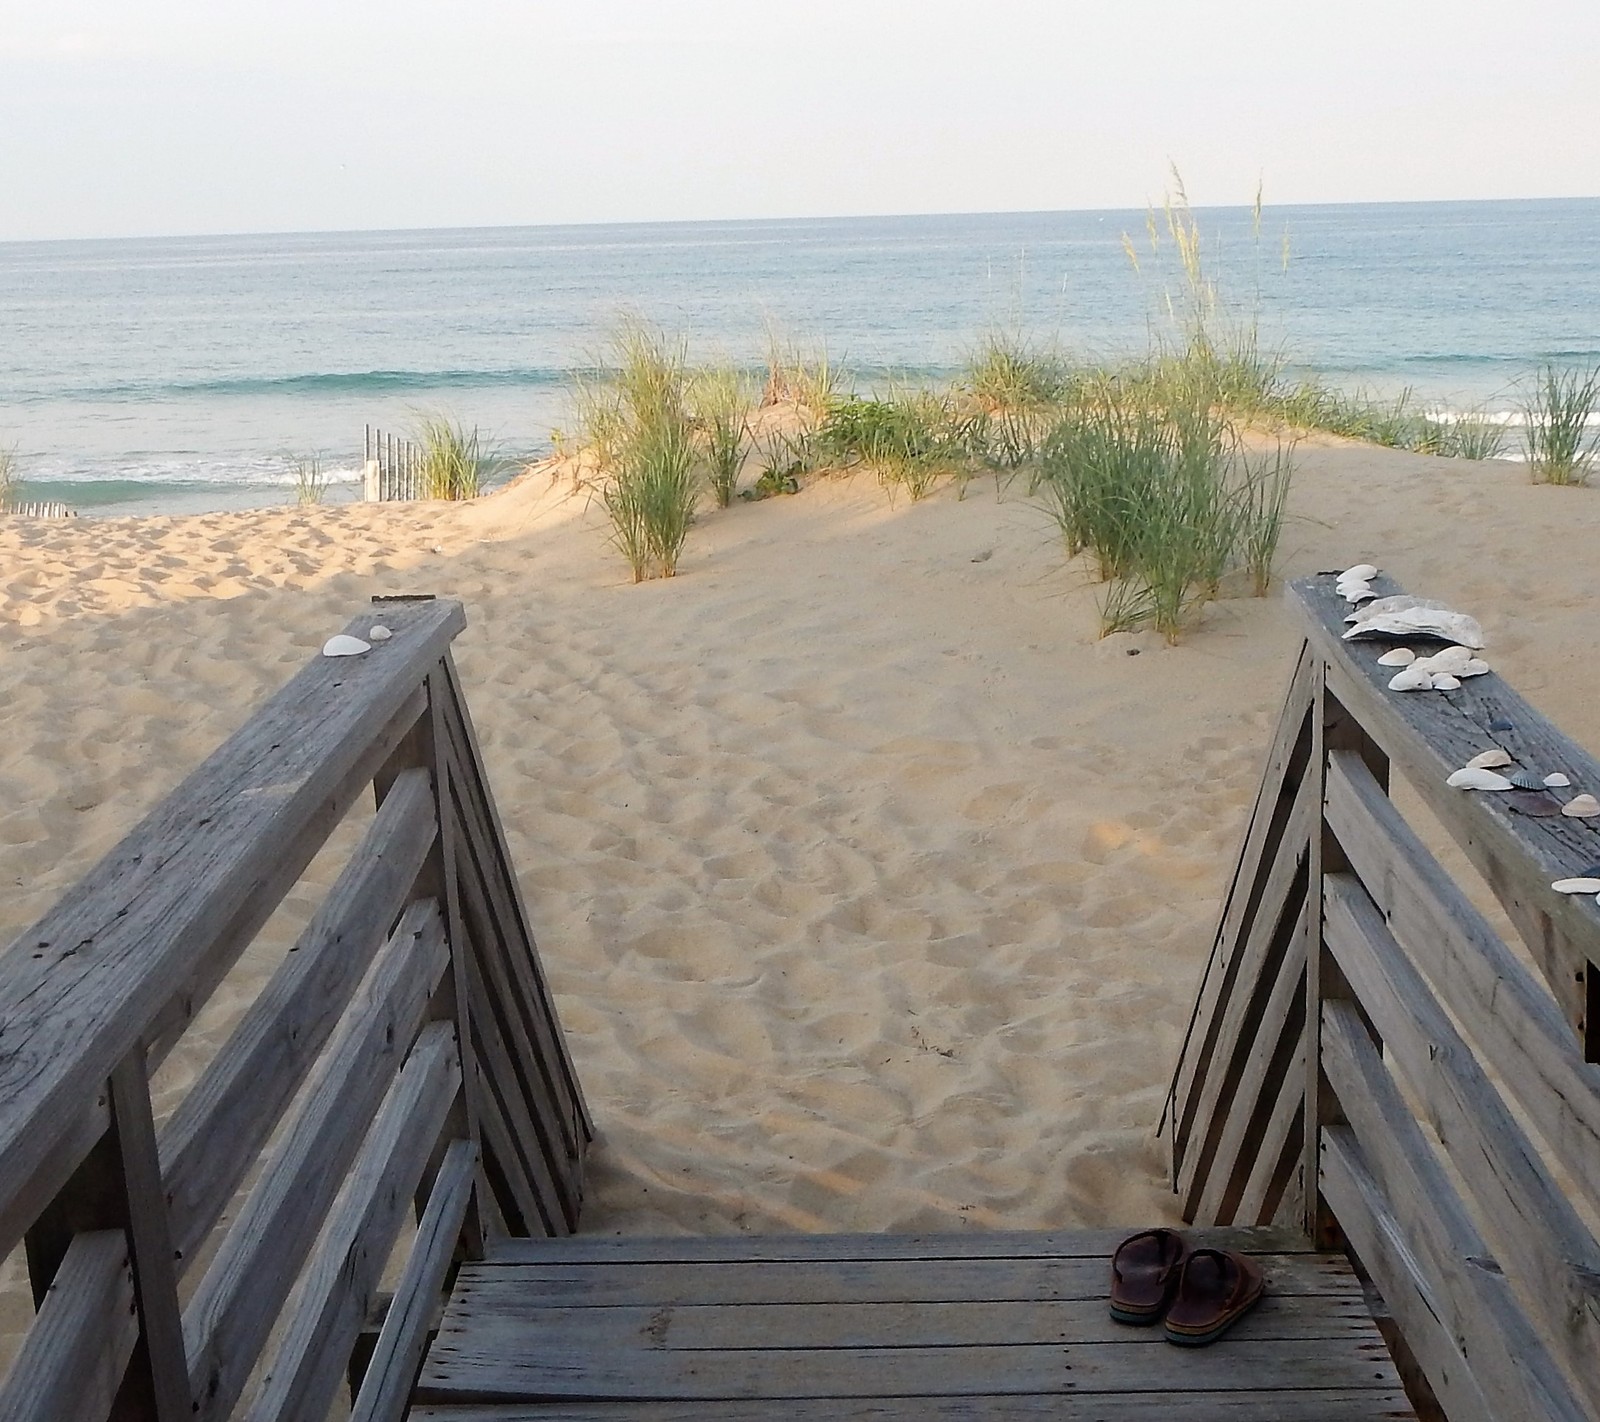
1523 363 1599 485
689 365 756 507
291 455 330 505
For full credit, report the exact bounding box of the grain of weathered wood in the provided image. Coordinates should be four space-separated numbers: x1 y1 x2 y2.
439 654 592 1139
1318 1126 1494 1422
443 1252 1361 1311
443 723 586 1177
1177 770 1315 1208
417 1330 1401 1403
1321 1001 1588 1422
1323 871 1600 1412
471 1052 543 1237
0 599 465 1254
160 765 437 1269
1193 903 1307 1225
483 1226 1316 1266
1168 643 1315 1160
1324 747 1600 1219
184 900 450 1422
0 1231 135 1422
410 1397 1416 1422
1234 1038 1305 1226
1290 575 1600 1046
350 1139 479 1422
245 1021 462 1422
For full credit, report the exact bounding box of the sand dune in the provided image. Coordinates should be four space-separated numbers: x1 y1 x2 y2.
0 443 1597 1272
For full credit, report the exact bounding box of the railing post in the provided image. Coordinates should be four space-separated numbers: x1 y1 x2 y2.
1303 666 1390 1247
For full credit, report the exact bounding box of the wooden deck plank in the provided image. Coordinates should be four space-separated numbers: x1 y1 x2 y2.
412 1397 1416 1421
443 1253 1362 1310
417 1333 1400 1403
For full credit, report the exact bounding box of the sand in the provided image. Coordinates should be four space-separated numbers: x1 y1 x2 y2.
1 442 1597 1270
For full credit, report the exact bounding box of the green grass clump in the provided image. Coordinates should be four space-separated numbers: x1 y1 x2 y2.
817 388 976 501
962 333 1079 470
291 455 330 505
1523 363 1599 485
1037 381 1295 641
689 365 756 507
0 447 16 512
414 418 495 500
762 334 841 422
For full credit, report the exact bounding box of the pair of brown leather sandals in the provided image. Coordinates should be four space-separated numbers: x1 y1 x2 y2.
1108 1228 1266 1346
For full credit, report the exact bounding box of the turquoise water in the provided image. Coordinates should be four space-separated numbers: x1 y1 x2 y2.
1 198 1597 514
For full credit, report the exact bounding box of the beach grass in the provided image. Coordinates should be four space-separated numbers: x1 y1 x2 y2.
1523 363 1599 485
414 418 495 500
291 455 330 505
0 447 16 512
689 364 756 507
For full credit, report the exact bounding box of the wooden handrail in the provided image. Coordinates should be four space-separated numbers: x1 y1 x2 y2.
0 598 590 1420
1173 572 1600 1421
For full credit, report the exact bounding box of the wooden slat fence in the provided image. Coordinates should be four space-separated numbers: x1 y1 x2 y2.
366 427 423 502
1170 573 1600 1421
0 595 590 1421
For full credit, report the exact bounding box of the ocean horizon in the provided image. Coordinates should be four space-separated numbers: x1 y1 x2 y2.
2 196 1598 515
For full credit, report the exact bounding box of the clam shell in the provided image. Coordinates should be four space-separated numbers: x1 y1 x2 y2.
1466 749 1513 769
1343 607 1484 648
1340 581 1374 604
1545 772 1572 788
1509 791 1564 816
1339 563 1379 583
321 634 371 658
368 624 393 642
1388 666 1435 692
1346 594 1452 626
1507 768 1545 790
1376 648 1416 667
1414 645 1474 675
1446 766 1515 790
1459 659 1491 677
1432 674 1462 691
1552 878 1600 894
1563 794 1600 818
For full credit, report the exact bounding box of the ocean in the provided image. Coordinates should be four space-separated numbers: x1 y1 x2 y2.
2 198 1597 515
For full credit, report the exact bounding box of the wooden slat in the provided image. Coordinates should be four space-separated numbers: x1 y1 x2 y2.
0 1231 135 1422
1234 1038 1306 1226
1193 900 1308 1224
410 1397 1415 1422
184 900 450 1422
1290 575 1600 1042
245 1020 462 1422
160 765 437 1270
485 1225 1316 1266
417 1331 1400 1403
0 599 465 1252
1318 1126 1495 1422
471 1053 543 1237
1321 1000 1589 1421
443 728 585 1178
1323 871 1600 1409
439 654 591 1140
443 1253 1362 1310
1325 747 1600 1218
350 1138 479 1422
1168 642 1315 1156
1177 766 1315 1208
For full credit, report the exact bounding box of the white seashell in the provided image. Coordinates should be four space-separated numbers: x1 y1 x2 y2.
322 634 371 658
1376 647 1415 667
1345 594 1453 626
1414 645 1474 675
1545 772 1572 788
368 625 393 641
1552 878 1600 894
1466 749 1513 770
1458 659 1491 677
1343 607 1484 649
1562 794 1600 818
1339 580 1374 604
1446 767 1515 790
1432 674 1462 690
1339 563 1378 583
1388 666 1435 692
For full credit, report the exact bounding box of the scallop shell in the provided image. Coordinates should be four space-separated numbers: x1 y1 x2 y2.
1339 563 1379 584
1506 768 1545 790
1459 659 1491 677
1466 749 1513 770
1388 666 1435 692
1414 645 1474 675
1552 878 1600 894
368 625 393 641
321 634 371 658
1376 648 1416 667
1545 772 1572 788
1562 794 1600 818
1446 766 1515 791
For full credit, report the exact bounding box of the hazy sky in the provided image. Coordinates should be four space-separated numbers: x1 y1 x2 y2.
4 0 1599 240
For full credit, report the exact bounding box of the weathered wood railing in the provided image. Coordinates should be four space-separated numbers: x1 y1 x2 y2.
1170 573 1600 1421
0 596 590 1421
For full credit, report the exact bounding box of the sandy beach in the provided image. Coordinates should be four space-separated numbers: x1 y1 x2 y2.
0 441 1597 1281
